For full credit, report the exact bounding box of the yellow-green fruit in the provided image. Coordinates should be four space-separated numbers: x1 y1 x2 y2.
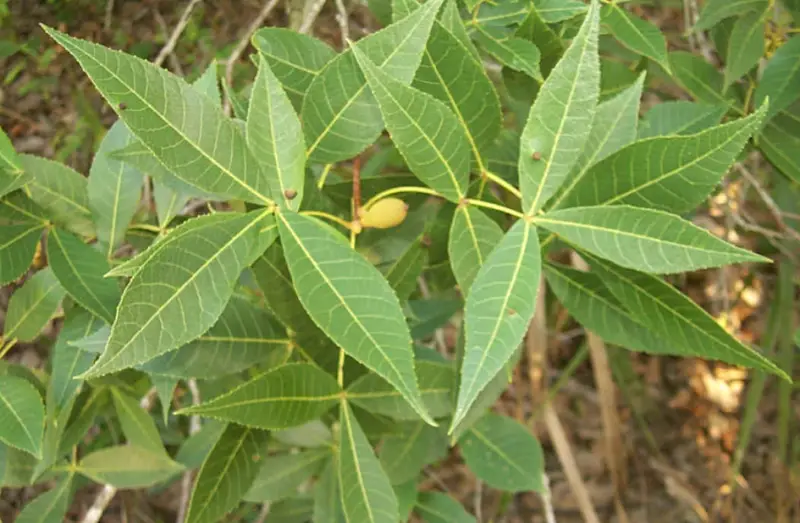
358 198 408 229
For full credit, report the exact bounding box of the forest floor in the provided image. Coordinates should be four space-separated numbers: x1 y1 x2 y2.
0 1 797 522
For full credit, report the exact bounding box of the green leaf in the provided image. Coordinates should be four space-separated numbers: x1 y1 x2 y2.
519 0 600 214
599 58 638 102
47 228 121 324
150 374 176 423
549 73 645 211
252 28 337 110
0 376 45 458
536 205 767 274
474 28 543 82
153 180 190 228
4 268 65 342
412 7 502 171
43 26 274 206
177 363 340 429
723 9 767 89
185 424 268 523
0 125 22 175
694 0 768 32
759 104 800 183
754 35 800 121
111 388 164 456
560 105 766 213
247 56 305 210
346 360 454 420
19 154 95 237
338 401 399 523
601 4 670 72
448 206 504 296
244 448 330 502
14 474 73 523
175 420 227 469
82 211 270 378
193 60 222 106
544 262 678 354
668 51 735 107
384 235 427 301
47 308 103 415
474 0 531 26
533 0 587 23
352 45 469 203
267 496 315 522
638 101 727 139
0 221 45 285
459 413 544 492
78 444 184 488
586 255 788 379
379 421 446 484
452 221 541 432
302 0 444 163
140 296 289 379
88 120 144 258
277 211 433 424
415 492 476 523
314 460 346 523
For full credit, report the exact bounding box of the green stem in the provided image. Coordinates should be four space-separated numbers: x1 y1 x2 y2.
301 211 355 231
318 163 334 189
0 338 18 360
483 170 522 199
465 198 525 219
362 186 441 211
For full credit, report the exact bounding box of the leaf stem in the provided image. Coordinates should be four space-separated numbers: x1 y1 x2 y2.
129 223 163 234
0 338 18 360
465 198 525 219
337 348 345 387
301 211 356 231
362 186 441 211
317 163 333 189
483 170 522 199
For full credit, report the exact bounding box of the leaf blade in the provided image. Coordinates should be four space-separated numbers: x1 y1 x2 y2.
0 376 45 458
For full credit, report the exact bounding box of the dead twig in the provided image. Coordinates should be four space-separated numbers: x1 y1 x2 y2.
153 9 185 75
298 0 328 34
104 0 115 32
154 0 203 67
223 0 281 115
333 0 350 48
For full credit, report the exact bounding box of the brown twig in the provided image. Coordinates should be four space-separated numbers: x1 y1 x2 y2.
153 9 185 75
333 0 350 48
222 0 281 115
298 0 328 34
154 0 203 67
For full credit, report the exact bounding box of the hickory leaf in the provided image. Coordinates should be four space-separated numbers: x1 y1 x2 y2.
252 28 337 110
415 492 476 523
185 424 268 523
694 0 768 32
669 51 736 107
586 255 788 379
277 211 434 424
448 206 504 296
352 45 469 203
474 28 543 82
520 0 600 214
4 268 65 342
459 413 544 493
638 101 727 139
177 364 340 429
536 206 768 274
0 376 44 458
82 211 271 378
111 388 164 456
560 104 766 213
302 0 445 163
338 401 399 523
247 56 305 210
601 4 670 72
47 228 121 324
245 448 330 502
88 120 144 258
43 26 274 205
77 445 184 488
0 221 45 285
723 9 767 89
754 36 800 121
452 221 541 432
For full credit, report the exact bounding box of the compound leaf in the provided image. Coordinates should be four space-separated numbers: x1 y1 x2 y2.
352 45 469 203
452 221 541 432
78 445 183 488
47 228 121 324
601 4 670 72
448 206 504 296
459 413 544 492
537 205 767 274
277 211 433 424
4 268 65 342
0 376 45 458
247 56 305 210
177 363 340 429
338 401 398 523
520 0 600 214
185 424 268 523
302 0 444 163
43 26 273 205
82 211 270 378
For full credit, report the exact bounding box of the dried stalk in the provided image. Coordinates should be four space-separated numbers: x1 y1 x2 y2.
155 0 203 67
